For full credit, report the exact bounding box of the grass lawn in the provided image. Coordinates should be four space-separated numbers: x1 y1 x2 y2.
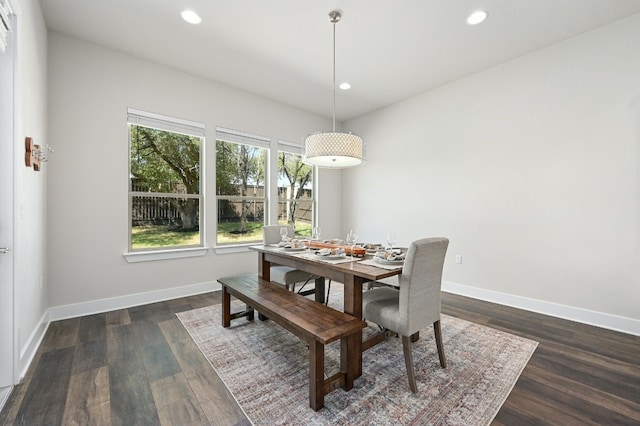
132 222 312 249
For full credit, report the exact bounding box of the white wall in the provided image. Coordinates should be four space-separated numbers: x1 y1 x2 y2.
41 7 640 341
344 14 640 330
12 0 49 375
46 33 343 309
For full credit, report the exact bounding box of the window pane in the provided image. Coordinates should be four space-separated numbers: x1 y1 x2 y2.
277 151 313 237
128 116 203 252
131 196 200 250
216 140 266 196
130 125 200 194
217 199 265 244
216 137 267 245
278 199 312 237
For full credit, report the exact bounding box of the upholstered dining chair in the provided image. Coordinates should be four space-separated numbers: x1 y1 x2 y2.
263 225 315 292
362 237 449 393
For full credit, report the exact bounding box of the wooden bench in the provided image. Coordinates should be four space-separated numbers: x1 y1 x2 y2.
219 274 367 411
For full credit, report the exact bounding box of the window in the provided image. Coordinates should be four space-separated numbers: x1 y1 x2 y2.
0 0 13 54
128 108 204 251
277 141 314 238
216 128 268 245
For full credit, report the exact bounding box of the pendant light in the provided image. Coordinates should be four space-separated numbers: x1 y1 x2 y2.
303 10 365 168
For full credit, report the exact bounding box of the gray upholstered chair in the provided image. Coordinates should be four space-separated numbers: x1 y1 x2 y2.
362 237 449 393
263 225 315 292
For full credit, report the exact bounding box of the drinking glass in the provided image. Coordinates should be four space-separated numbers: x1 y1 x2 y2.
348 229 358 259
386 232 397 251
309 226 321 252
280 227 288 243
312 226 321 240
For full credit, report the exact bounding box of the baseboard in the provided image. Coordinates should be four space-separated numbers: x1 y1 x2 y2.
443 281 640 337
47 280 221 322
0 385 13 413
19 310 49 381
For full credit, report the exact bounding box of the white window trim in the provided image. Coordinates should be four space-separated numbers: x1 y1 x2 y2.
277 140 303 155
126 108 205 255
215 127 270 247
127 108 205 137
276 141 316 233
123 247 209 263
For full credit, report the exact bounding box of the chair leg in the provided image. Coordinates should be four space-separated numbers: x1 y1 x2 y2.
433 320 447 368
295 275 315 294
401 335 418 393
324 280 332 306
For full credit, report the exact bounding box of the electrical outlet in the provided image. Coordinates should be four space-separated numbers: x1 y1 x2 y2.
455 255 462 264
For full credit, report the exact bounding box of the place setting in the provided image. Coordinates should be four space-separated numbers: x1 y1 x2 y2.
271 226 310 252
297 246 357 264
360 250 405 270
360 232 407 270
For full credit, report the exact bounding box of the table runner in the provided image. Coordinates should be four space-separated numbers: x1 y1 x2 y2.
294 251 360 265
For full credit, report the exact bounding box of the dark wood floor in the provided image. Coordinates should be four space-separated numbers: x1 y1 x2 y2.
1 288 639 425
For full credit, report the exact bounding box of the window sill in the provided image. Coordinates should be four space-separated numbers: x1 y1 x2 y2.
213 244 256 255
124 247 209 263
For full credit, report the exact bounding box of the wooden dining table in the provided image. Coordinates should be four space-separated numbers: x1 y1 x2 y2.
249 244 403 378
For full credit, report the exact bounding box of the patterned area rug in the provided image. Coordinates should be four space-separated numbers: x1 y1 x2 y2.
176 291 537 425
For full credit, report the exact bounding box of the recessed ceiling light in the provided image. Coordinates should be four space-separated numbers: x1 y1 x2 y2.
339 82 351 90
466 10 488 25
181 9 202 25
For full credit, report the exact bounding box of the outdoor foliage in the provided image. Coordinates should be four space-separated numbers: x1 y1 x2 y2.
216 140 266 234
130 125 201 231
278 152 312 228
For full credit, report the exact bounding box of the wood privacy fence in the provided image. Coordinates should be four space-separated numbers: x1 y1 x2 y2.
131 186 312 226
131 196 184 226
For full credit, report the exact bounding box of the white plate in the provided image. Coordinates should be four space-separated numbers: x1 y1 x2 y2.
282 247 306 252
374 257 404 265
315 254 346 260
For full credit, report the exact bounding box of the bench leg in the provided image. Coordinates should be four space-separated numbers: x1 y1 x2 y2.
308 340 324 411
222 286 231 327
246 304 254 321
341 334 358 391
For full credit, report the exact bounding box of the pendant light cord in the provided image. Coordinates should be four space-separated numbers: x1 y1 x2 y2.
332 19 336 132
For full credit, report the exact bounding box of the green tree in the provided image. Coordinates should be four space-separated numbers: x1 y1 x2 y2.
216 140 265 233
278 152 312 227
130 126 200 230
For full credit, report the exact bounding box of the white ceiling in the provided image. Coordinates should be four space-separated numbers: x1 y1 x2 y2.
38 0 640 121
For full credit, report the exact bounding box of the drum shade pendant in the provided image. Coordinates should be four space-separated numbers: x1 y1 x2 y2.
304 11 365 168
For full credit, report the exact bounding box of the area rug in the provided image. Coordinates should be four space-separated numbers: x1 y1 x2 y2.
176 291 537 425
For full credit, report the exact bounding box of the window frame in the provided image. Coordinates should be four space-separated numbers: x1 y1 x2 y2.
126 108 205 254
215 127 270 247
276 141 315 238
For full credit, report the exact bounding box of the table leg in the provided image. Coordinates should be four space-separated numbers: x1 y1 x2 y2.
341 275 364 377
222 286 231 328
314 276 326 304
259 252 271 281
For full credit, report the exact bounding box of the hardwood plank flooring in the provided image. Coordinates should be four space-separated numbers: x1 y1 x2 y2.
0 290 638 425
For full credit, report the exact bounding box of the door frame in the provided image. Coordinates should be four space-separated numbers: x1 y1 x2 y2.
0 2 18 389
